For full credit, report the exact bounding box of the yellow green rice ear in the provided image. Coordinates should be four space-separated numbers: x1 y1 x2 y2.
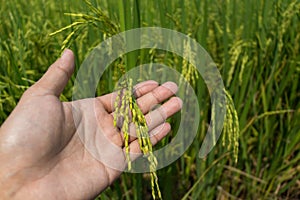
222 89 240 163
113 77 162 199
181 38 199 88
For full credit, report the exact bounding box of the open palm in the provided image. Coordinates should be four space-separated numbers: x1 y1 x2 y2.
0 50 182 200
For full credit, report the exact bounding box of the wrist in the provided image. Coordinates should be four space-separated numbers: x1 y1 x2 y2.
0 135 26 199
0 169 25 199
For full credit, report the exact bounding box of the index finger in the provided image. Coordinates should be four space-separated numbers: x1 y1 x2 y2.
98 80 159 113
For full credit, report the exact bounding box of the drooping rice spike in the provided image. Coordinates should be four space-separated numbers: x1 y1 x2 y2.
113 77 162 199
222 89 240 163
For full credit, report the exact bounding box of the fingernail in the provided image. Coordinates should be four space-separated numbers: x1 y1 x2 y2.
133 90 138 98
162 82 178 94
176 97 183 108
61 49 68 58
59 49 75 73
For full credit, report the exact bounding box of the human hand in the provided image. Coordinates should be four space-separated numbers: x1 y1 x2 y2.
0 50 182 199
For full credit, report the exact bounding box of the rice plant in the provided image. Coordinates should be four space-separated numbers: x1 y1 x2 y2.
1 0 299 199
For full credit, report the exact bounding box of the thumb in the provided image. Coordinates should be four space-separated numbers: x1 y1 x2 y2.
34 49 75 97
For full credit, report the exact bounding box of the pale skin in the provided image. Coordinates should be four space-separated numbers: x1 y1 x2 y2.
0 49 182 199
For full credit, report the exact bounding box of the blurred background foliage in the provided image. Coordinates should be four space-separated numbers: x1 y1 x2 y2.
0 0 299 199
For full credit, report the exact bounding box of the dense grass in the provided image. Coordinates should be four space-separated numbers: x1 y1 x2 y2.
1 0 299 199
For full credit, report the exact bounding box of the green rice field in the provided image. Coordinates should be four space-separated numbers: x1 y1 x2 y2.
0 0 299 199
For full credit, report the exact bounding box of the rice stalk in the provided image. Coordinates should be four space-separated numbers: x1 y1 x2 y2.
222 89 240 163
51 1 163 198
114 78 133 170
180 37 199 88
277 1 300 54
227 40 253 87
113 77 162 199
49 0 119 53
